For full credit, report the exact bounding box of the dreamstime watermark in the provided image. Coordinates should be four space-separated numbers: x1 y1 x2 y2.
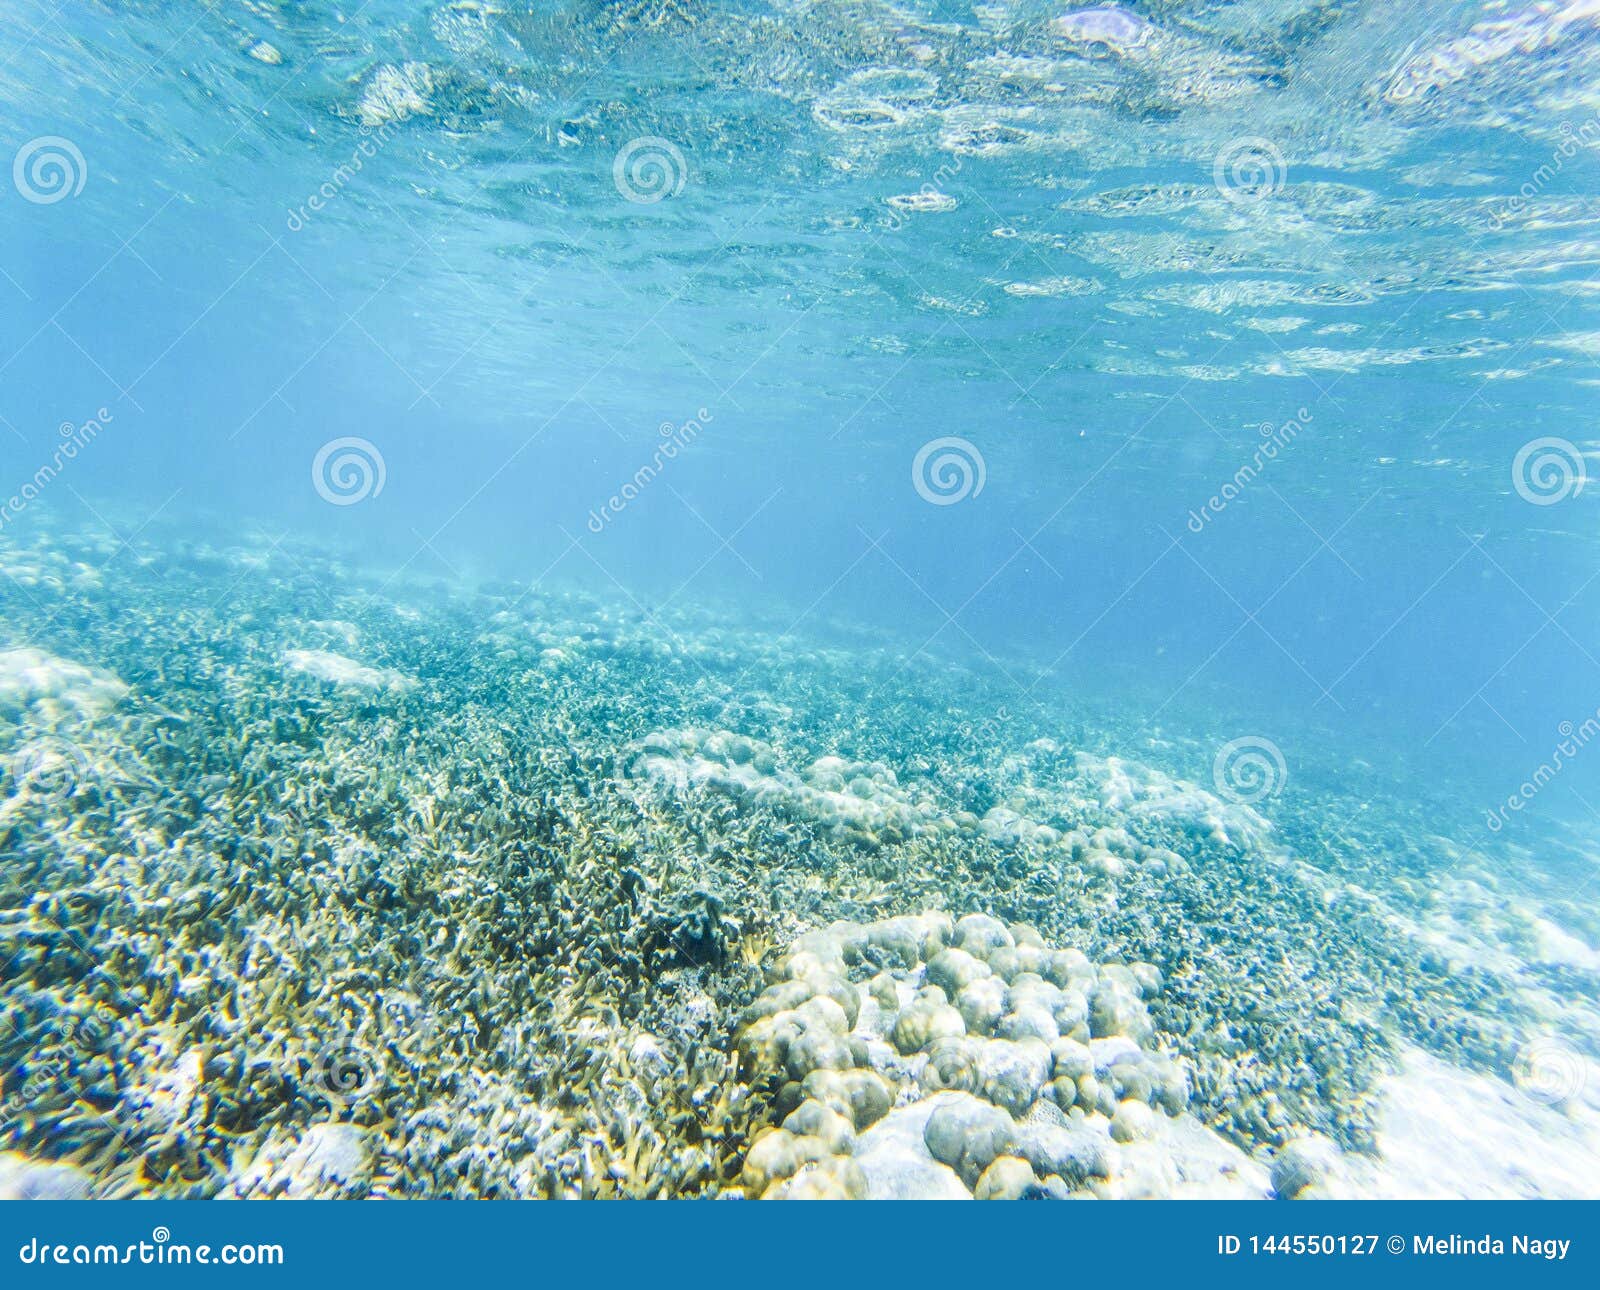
586 409 712 533
286 122 397 231
12 135 87 204
0 1012 111 1140
1212 136 1285 205
4 735 144 811
1489 111 1600 231
305 1037 381 1105
612 136 687 204
1512 1036 1590 1107
312 436 386 506
1512 436 1586 505
912 436 985 505
1212 736 1287 805
5 735 93 801
1186 408 1312 533
954 705 1011 747
0 409 113 532
18 1227 283 1267
1485 704 1600 831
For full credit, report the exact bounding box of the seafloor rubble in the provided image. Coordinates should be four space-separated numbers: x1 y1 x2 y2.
0 519 1594 1199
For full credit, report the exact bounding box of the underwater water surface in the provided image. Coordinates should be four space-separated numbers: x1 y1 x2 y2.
1 0 1599 1199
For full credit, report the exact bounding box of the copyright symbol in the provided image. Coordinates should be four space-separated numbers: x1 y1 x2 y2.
1387 1235 1406 1255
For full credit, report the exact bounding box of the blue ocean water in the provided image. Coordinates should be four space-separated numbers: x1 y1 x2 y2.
9 2 1597 798
2 0 1600 1199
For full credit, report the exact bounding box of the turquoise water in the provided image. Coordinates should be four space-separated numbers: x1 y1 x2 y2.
2 1 1599 1199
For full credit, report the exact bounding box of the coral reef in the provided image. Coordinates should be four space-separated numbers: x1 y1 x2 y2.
0 647 126 728
734 912 1268 1199
282 649 415 692
627 728 942 846
0 516 1588 1200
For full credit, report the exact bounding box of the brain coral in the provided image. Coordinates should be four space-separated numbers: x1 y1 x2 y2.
734 911 1270 1199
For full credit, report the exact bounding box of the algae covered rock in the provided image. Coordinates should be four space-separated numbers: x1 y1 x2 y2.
731 909 1239 1200
783 1099 856 1154
1111 1099 1157 1143
853 1101 971 1200
926 947 991 998
1014 1116 1109 1187
768 1157 869 1200
892 996 966 1055
1271 1133 1345 1199
976 1038 1053 1117
974 1154 1038 1200
1088 975 1153 1043
924 1092 1016 1187
956 976 1008 1035
799 1067 894 1131
741 1128 832 1196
